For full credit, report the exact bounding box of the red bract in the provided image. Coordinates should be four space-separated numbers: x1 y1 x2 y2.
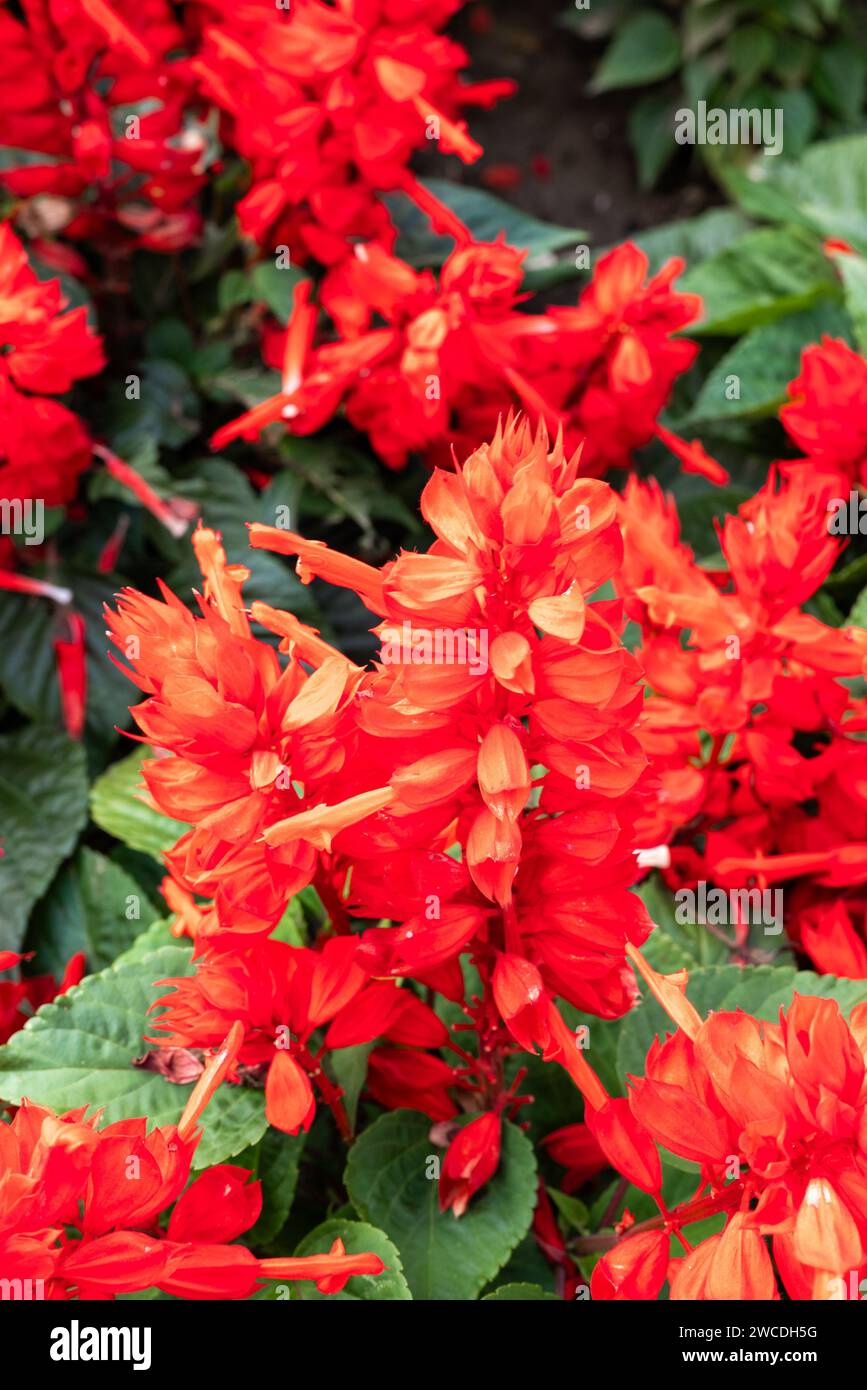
250 416 652 1025
0 0 206 253
449 242 706 479
781 336 867 487
616 465 867 941
0 950 85 1044
439 1111 501 1216
213 240 703 478
0 1025 384 1297
105 524 394 934
191 0 513 262
0 221 103 507
584 948 867 1301
104 416 655 1211
150 935 449 1137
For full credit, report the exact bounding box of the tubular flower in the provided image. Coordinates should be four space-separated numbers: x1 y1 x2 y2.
0 221 104 507
586 949 867 1301
780 336 867 488
149 935 449 1137
0 951 85 1045
212 240 703 478
438 1111 502 1216
104 524 395 934
190 0 513 263
0 0 207 253
211 241 552 469
250 416 653 1048
0 1026 384 1298
445 241 705 478
616 465 867 939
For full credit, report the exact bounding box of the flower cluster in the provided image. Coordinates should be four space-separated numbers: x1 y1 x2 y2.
0 0 208 254
1 1023 384 1298
0 222 103 509
107 416 653 1198
581 948 867 1302
215 240 706 477
616 460 867 971
191 0 514 261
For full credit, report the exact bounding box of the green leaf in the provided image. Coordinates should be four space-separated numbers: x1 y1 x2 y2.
386 180 584 274
680 227 839 335
773 88 818 162
25 848 156 973
590 11 681 91
168 458 320 623
345 1110 537 1300
834 250 867 353
289 1219 412 1301
687 303 853 422
103 358 200 459
626 208 754 278
548 1188 590 1231
241 1128 307 1246
0 575 134 747
90 748 189 861
0 727 88 953
617 964 867 1085
628 90 679 189
329 1043 373 1131
250 261 307 324
727 25 775 92
0 944 267 1168
812 44 867 123
635 875 728 971
847 584 867 628
482 1283 558 1301
724 134 867 255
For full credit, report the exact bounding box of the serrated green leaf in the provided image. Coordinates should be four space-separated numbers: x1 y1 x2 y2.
636 874 728 971
0 575 133 747
482 1283 558 1301
345 1110 537 1300
0 944 266 1167
0 727 88 953
289 1219 411 1300
25 848 156 974
834 249 867 353
591 11 680 91
329 1043 373 1131
688 303 852 422
626 208 754 278
680 227 839 335
723 134 867 254
90 748 189 860
240 1127 307 1246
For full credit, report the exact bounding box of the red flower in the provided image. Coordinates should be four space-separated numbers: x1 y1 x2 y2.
212 240 702 479
0 221 103 508
105 524 394 934
0 1025 384 1298
616 465 867 916
577 946 867 1300
191 0 513 262
0 0 205 252
439 1111 502 1216
0 950 85 1045
781 336 867 487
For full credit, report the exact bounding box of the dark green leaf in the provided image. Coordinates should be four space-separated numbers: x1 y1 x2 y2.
345 1110 537 1300
0 727 88 953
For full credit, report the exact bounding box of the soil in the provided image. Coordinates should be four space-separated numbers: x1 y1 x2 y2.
445 0 718 245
